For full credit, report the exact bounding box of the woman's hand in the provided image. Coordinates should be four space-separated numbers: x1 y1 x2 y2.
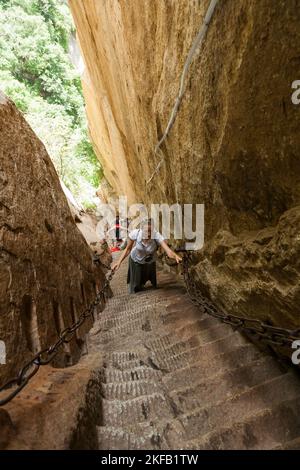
110 239 134 272
160 241 182 264
173 253 182 264
111 261 121 272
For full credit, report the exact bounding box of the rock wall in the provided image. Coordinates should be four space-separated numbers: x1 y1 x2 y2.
0 92 106 386
69 1 300 331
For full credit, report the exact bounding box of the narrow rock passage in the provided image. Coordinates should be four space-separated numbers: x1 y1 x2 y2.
89 261 300 450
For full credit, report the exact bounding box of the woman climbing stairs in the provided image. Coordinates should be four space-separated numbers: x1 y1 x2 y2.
88 261 300 450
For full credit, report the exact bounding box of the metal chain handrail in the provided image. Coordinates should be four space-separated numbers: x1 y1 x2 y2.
0 270 114 407
181 253 300 349
93 253 111 270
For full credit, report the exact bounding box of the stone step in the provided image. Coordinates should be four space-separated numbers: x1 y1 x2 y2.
103 358 148 371
103 365 162 384
152 328 247 372
100 372 300 446
145 317 233 354
106 351 140 362
98 308 155 330
100 298 166 317
149 330 248 362
101 299 163 317
166 316 223 337
101 320 156 341
180 396 300 450
104 291 186 311
163 343 265 389
152 334 251 372
178 372 300 441
99 366 299 439
101 392 174 427
101 380 161 400
169 356 287 413
97 425 167 450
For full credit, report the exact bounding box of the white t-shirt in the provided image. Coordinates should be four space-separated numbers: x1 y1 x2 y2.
129 229 164 264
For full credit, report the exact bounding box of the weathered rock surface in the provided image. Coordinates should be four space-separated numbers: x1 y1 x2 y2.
96 178 118 206
0 92 106 387
69 0 300 332
60 179 112 267
2 355 104 450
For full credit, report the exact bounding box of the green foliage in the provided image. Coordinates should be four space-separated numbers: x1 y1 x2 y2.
81 200 97 212
0 0 102 208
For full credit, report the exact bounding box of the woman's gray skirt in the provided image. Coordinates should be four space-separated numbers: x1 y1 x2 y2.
127 257 157 293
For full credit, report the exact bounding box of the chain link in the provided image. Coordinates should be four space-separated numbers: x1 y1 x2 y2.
93 253 111 270
181 253 300 349
0 270 114 407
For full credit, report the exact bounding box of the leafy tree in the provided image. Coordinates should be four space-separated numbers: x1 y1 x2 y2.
0 0 102 208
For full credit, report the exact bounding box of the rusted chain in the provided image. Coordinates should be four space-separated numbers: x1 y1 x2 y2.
93 253 111 270
0 270 114 407
181 253 300 349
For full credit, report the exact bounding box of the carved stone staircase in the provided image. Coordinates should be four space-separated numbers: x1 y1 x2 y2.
89 261 300 450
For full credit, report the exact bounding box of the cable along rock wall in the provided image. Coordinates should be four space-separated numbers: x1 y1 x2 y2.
69 0 300 336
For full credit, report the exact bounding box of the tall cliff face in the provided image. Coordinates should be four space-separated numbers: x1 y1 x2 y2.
0 92 105 385
69 1 300 331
